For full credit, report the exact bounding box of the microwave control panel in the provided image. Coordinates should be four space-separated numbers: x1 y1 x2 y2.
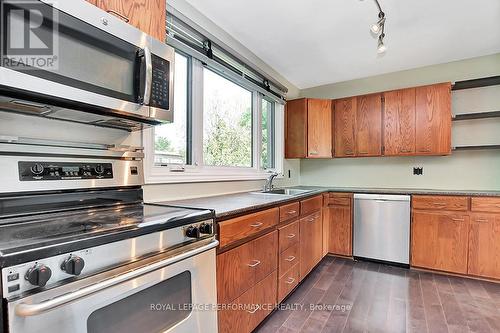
150 54 170 110
18 161 113 181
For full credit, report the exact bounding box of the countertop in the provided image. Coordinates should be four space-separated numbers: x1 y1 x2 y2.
161 186 500 220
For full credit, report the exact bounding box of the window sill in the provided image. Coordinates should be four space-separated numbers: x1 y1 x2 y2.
144 169 279 184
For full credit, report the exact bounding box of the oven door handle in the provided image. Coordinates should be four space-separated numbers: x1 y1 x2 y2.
15 240 219 317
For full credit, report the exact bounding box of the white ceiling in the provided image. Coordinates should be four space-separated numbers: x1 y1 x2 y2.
183 0 500 89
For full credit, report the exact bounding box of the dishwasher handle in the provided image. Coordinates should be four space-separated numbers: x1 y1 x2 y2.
354 193 410 202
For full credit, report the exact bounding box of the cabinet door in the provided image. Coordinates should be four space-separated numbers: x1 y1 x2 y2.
383 88 416 155
307 99 332 158
216 241 255 304
328 205 352 256
94 0 166 41
356 93 382 156
468 214 500 279
411 211 469 274
334 97 356 157
252 231 278 282
299 212 322 279
415 83 451 155
285 99 308 158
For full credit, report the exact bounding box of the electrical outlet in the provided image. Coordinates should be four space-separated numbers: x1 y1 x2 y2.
413 167 423 175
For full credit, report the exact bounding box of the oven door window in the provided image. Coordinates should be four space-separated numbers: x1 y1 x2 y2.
87 271 192 333
2 1 139 102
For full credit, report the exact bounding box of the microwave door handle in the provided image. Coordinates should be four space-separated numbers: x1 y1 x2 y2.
14 240 219 317
142 46 153 105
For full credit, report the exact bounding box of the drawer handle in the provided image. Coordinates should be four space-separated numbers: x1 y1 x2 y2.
106 10 130 23
475 219 489 223
247 260 261 268
432 202 447 206
286 233 296 239
247 307 258 314
287 210 297 215
286 277 296 284
285 256 296 262
452 218 465 222
309 151 319 155
307 217 316 222
250 222 263 228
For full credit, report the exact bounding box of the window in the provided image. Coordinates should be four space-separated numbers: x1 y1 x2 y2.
154 52 190 165
203 69 253 168
145 58 283 183
261 98 275 170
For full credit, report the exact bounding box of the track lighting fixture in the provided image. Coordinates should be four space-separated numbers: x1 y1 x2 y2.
377 34 387 53
370 0 387 53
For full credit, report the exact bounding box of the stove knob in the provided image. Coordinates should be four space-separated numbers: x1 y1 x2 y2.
199 223 213 235
185 226 201 239
25 264 52 287
61 255 85 276
30 163 44 175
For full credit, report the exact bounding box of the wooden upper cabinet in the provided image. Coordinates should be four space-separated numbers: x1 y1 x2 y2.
285 99 307 158
93 0 166 41
285 98 332 158
415 83 452 155
307 99 332 158
356 93 382 156
334 97 356 157
383 88 416 155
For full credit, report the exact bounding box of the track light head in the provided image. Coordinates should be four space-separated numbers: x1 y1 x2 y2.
370 16 386 34
377 34 387 53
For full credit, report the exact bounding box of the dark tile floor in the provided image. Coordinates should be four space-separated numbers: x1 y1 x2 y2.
256 256 500 333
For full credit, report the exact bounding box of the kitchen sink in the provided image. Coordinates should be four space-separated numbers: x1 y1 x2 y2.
252 188 313 196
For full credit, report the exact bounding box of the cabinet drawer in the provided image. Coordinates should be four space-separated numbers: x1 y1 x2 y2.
279 202 300 222
412 195 469 211
218 270 277 333
327 193 352 207
217 231 278 303
300 195 323 216
279 242 299 276
219 208 279 247
278 221 299 252
278 263 299 303
217 241 255 304
471 197 500 213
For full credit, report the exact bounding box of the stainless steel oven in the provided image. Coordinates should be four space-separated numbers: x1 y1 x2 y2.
0 0 174 130
7 240 218 333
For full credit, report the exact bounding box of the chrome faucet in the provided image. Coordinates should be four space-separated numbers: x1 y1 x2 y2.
263 172 279 192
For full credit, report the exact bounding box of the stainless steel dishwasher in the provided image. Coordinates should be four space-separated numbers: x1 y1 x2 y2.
353 193 411 265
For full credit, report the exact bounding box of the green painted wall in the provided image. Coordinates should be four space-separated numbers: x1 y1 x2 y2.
298 53 500 190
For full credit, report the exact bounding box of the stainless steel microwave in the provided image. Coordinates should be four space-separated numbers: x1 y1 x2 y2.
0 0 174 131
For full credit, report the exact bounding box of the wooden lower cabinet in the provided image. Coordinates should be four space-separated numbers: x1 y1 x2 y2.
217 231 277 304
299 211 323 279
218 271 277 333
327 204 352 256
468 213 500 279
411 211 469 274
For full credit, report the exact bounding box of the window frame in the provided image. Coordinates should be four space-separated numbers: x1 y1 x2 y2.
144 58 284 184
